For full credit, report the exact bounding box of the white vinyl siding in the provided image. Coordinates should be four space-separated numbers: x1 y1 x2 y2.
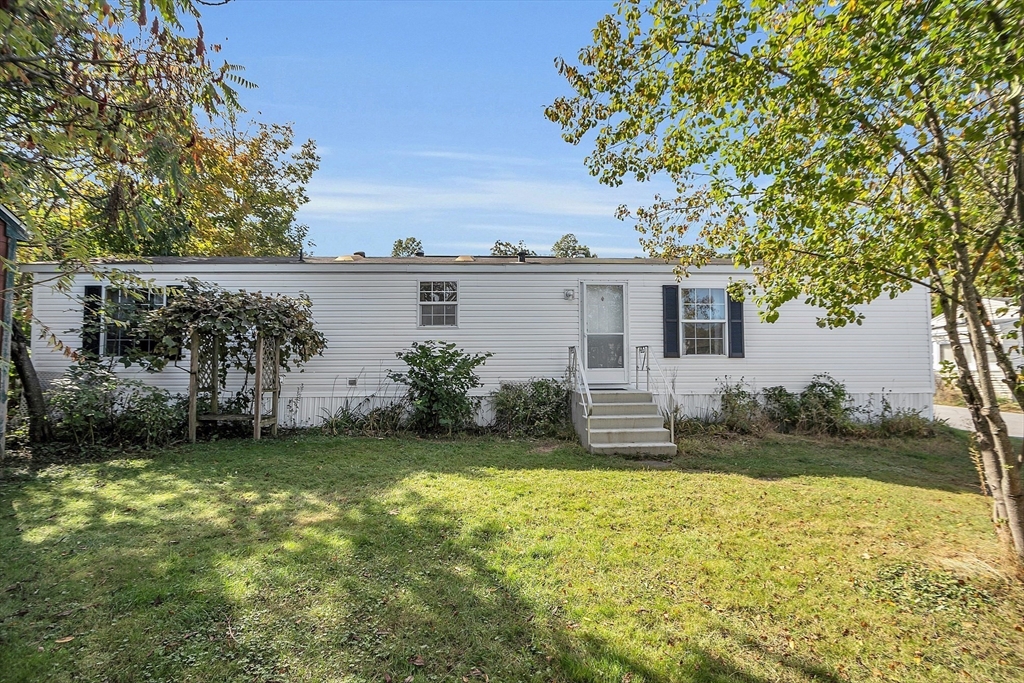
26 261 934 425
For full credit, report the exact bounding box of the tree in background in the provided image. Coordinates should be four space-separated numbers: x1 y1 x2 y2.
43 122 319 258
173 122 318 257
490 240 537 257
391 237 423 257
548 0 1024 559
551 233 596 258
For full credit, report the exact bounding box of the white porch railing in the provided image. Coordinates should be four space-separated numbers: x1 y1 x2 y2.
634 345 680 443
568 345 593 441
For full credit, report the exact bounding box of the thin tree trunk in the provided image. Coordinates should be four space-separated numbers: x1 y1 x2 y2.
10 320 52 443
941 296 1009 522
958 276 1024 559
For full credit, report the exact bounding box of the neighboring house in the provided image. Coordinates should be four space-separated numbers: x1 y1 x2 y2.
932 298 1022 398
24 255 934 452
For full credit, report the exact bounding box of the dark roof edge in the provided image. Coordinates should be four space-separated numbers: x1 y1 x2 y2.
0 205 30 241
25 255 739 267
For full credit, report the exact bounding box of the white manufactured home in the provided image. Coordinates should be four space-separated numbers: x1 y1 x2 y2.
25 255 934 454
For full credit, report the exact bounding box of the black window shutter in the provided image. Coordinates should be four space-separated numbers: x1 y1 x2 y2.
663 285 680 358
728 295 745 358
82 285 103 358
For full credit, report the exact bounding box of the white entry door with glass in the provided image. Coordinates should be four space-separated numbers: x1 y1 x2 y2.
582 282 627 385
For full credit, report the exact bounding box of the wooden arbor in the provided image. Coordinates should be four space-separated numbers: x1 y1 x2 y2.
187 331 281 442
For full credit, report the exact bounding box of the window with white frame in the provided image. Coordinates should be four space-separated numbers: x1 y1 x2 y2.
419 281 458 326
681 287 726 355
103 288 170 357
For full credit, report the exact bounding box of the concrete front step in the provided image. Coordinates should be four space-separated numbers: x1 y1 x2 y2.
590 402 662 416
589 415 665 430
590 441 678 457
573 389 676 457
590 390 653 404
589 426 672 444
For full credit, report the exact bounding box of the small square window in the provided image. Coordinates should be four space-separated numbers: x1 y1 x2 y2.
419 281 458 326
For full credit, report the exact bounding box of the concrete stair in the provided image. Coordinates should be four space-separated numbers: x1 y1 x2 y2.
573 389 677 457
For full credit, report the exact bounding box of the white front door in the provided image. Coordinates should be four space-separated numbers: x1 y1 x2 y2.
582 282 628 385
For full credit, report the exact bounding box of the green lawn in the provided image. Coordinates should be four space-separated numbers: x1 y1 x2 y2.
1 433 1022 682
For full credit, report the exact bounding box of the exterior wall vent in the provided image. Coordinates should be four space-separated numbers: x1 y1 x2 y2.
454 255 475 262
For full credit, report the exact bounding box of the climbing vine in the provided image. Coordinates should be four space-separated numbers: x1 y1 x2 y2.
140 278 327 374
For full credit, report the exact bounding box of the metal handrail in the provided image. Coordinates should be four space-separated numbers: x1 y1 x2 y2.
635 345 679 442
568 346 594 439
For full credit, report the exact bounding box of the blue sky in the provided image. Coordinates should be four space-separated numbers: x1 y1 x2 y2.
198 0 673 257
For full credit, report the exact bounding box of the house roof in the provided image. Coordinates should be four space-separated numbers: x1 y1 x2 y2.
0 204 29 241
27 254 738 267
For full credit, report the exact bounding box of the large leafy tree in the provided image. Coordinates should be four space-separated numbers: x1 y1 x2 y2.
169 122 318 257
1 0 248 267
548 0 1024 559
0 1 321 441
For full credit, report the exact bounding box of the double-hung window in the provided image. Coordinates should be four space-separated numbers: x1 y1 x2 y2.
104 288 168 356
681 288 726 355
419 281 458 327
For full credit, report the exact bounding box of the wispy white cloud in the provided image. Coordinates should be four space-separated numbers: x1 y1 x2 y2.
401 150 543 166
304 177 641 220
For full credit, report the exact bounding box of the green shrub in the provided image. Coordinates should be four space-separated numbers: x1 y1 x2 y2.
48 362 186 448
389 341 492 435
762 385 801 432
491 378 572 438
718 379 769 434
796 373 858 435
707 375 930 439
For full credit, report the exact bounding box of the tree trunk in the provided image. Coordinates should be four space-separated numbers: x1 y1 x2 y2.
958 277 1024 559
940 297 1009 522
10 320 52 443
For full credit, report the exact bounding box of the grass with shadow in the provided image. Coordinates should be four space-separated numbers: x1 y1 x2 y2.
1 433 1022 682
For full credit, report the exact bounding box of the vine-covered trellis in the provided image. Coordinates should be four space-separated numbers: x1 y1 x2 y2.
143 278 327 441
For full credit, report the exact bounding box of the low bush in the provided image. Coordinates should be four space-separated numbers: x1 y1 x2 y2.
389 341 491 435
718 379 769 434
761 385 801 431
47 362 186 449
491 378 572 438
870 398 938 438
707 375 934 439
796 373 858 435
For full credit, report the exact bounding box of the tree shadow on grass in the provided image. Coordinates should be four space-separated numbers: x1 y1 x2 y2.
673 431 981 495
0 436 853 682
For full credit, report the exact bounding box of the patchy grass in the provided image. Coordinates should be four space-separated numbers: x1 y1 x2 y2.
1 433 1022 682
